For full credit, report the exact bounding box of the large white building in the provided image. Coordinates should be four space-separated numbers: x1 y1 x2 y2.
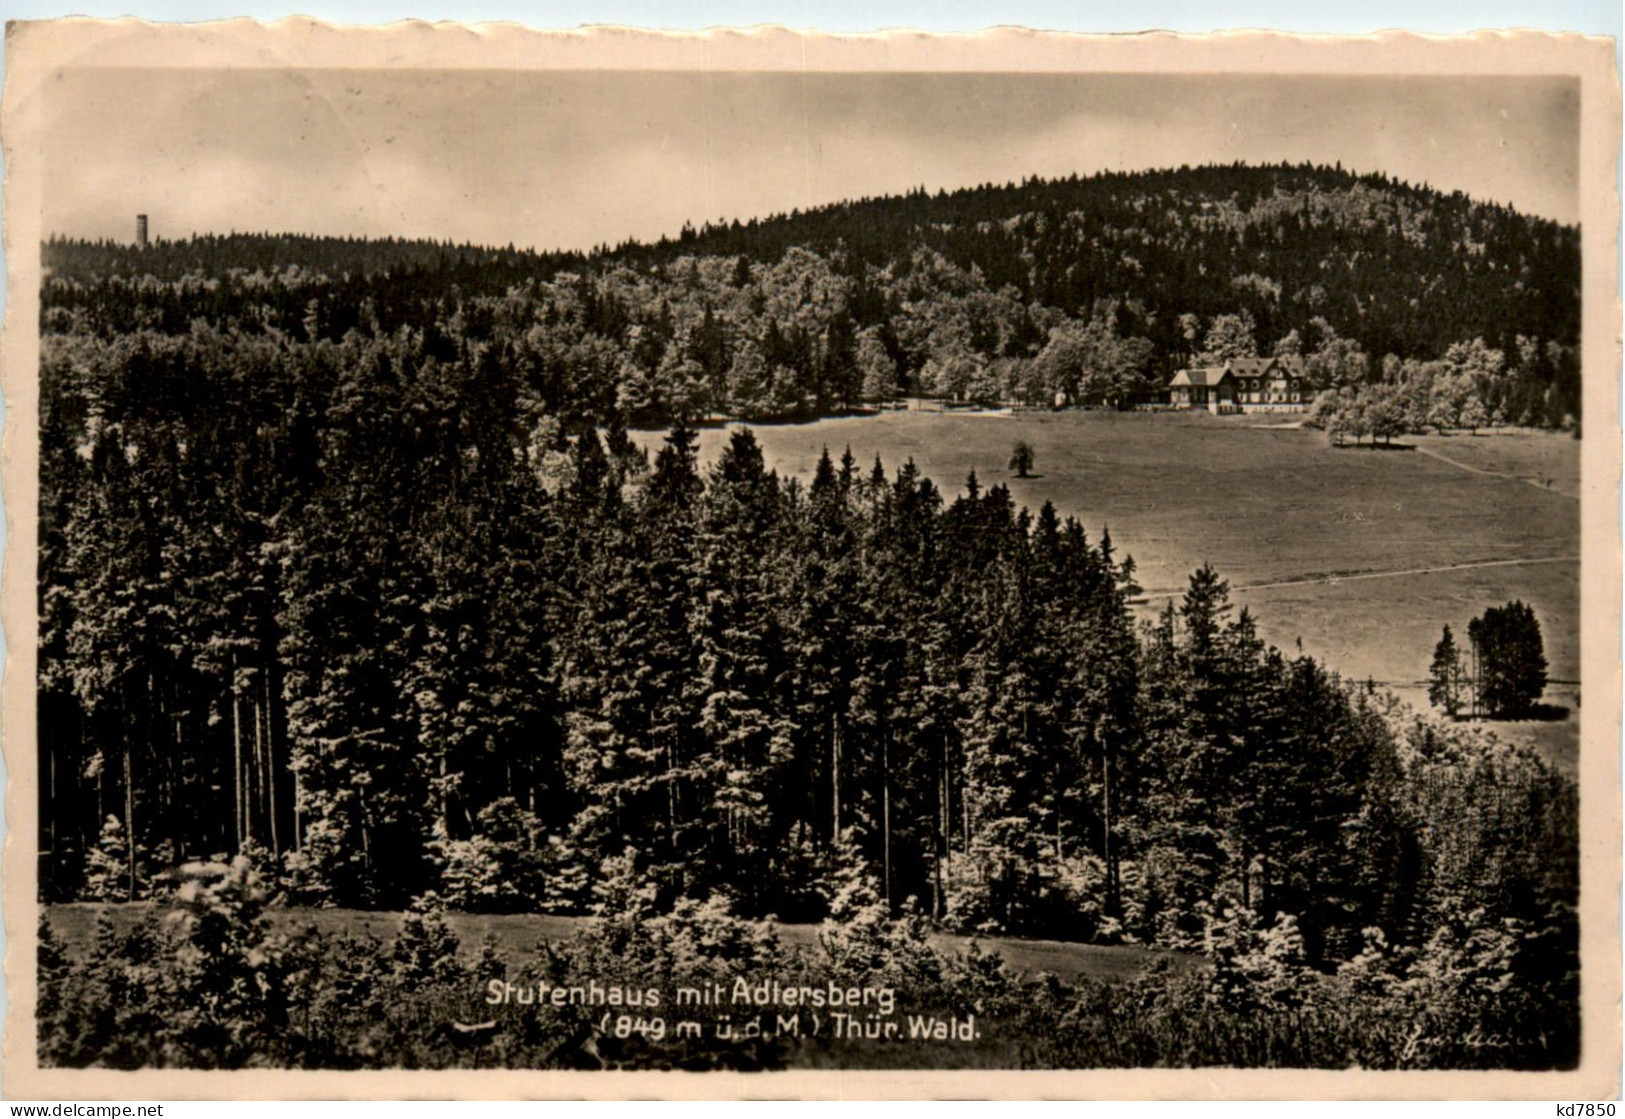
1169 355 1308 414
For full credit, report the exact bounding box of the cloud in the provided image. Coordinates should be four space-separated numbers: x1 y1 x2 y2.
41 69 1579 251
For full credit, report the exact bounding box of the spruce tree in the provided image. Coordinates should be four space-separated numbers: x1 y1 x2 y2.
1428 624 1467 718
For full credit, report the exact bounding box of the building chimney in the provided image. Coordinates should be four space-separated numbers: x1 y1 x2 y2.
136 214 148 249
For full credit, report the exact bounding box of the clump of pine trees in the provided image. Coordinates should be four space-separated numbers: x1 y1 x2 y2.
1429 602 1550 720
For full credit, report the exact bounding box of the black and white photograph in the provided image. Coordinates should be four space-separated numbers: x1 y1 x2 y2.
3 22 1618 1098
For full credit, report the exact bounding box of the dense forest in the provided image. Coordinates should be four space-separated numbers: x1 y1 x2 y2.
44 162 1580 427
38 162 1580 1068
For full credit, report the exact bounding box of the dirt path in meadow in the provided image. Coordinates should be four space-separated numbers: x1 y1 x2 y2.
1135 553 1581 603
1412 443 1579 497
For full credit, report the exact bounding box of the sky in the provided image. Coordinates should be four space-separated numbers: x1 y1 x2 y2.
40 68 1581 253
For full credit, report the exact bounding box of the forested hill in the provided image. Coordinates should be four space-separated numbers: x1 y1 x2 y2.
43 161 1580 427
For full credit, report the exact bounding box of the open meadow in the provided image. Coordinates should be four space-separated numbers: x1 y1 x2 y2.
44 902 1197 987
638 410 1580 767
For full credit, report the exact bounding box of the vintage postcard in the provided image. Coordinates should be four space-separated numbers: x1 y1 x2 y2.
2 21 1618 1100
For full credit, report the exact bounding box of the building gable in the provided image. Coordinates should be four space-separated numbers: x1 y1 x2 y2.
1171 366 1235 389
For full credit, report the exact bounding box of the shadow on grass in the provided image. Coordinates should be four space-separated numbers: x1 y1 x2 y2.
1517 702 1573 722
631 408 885 434
1461 702 1571 723
1329 441 1417 452
700 407 884 428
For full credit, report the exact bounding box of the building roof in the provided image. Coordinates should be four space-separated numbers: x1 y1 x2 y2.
1230 355 1307 379
1170 366 1233 388
1226 357 1275 377
1175 353 1308 387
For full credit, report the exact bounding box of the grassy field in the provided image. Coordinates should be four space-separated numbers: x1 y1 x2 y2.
1409 429 1582 499
635 411 1580 767
44 903 1196 985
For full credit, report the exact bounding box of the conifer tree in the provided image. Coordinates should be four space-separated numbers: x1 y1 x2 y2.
1429 625 1467 718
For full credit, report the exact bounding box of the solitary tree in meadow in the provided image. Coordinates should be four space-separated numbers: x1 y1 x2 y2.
1009 440 1036 478
1428 624 1466 718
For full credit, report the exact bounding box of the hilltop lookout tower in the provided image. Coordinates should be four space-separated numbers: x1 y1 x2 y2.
136 214 148 249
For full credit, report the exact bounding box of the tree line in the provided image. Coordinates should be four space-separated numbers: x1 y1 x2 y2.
43 162 1580 429
40 826 1578 1070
